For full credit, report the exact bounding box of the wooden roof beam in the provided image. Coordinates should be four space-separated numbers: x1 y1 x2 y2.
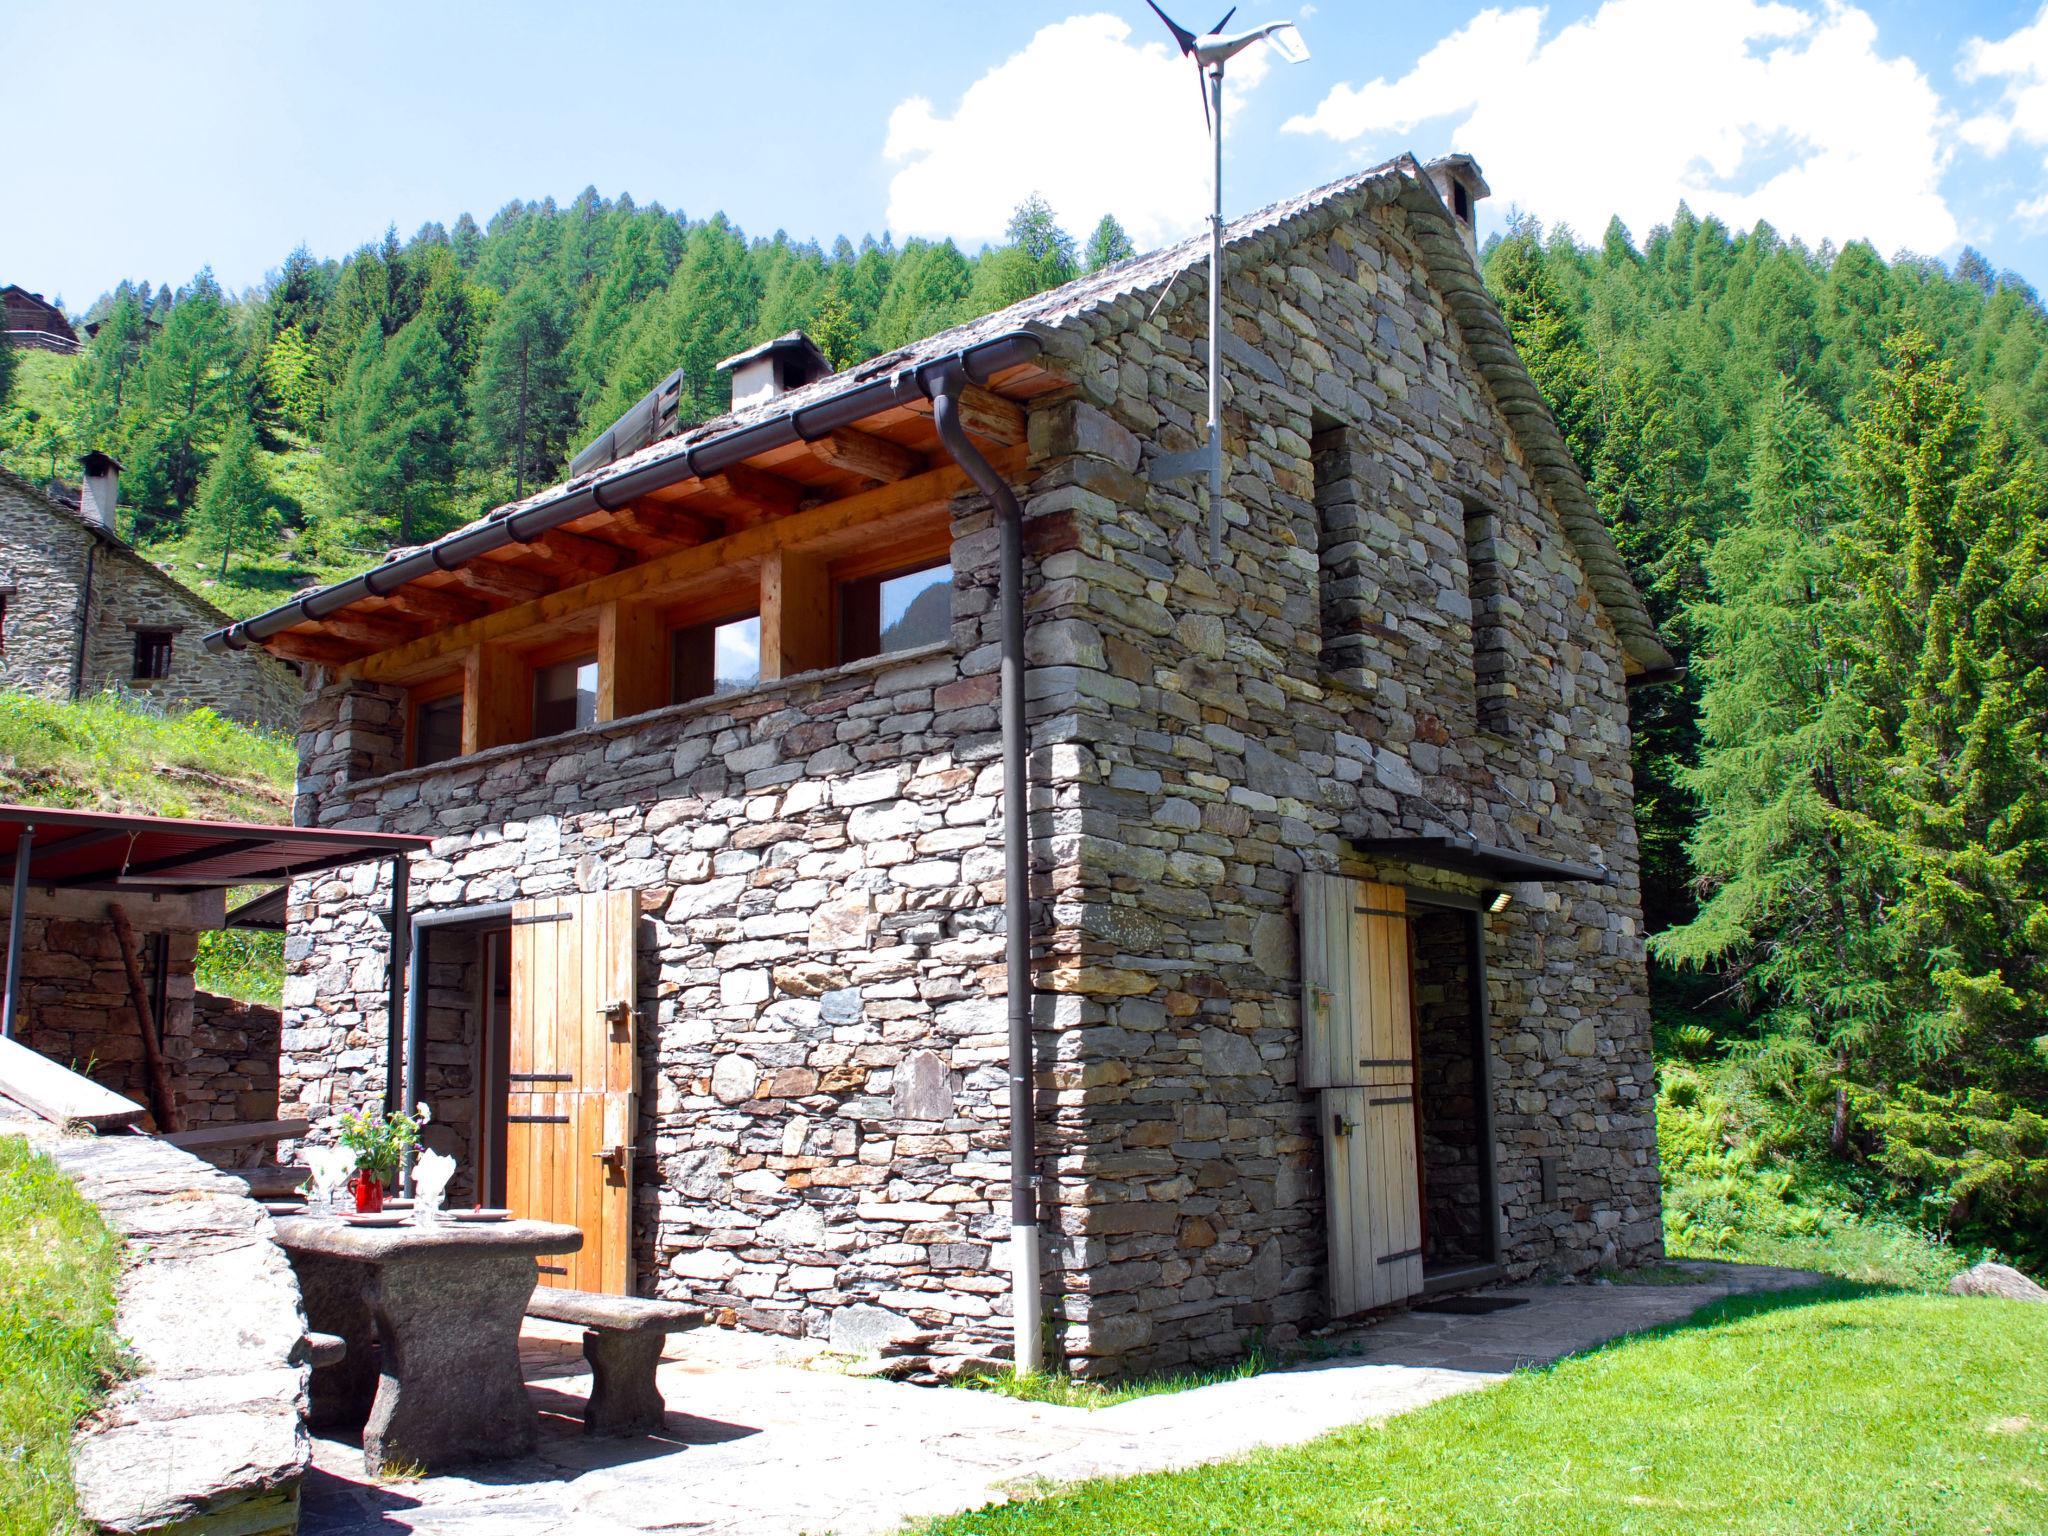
268 630 364 666
905 383 1026 447
811 428 923 484
322 611 427 651
381 583 489 626
606 503 718 550
700 462 806 514
521 528 628 579
452 560 555 604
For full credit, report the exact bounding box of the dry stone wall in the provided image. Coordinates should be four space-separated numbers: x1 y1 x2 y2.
283 194 1661 1381
0 468 95 698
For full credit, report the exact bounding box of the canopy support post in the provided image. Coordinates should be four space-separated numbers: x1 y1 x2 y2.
1 825 29 1040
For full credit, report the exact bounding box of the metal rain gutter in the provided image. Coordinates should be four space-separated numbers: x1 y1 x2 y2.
927 362 1041 1378
202 330 1048 656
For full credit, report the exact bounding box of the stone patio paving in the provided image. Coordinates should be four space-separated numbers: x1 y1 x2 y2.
300 1262 1823 1536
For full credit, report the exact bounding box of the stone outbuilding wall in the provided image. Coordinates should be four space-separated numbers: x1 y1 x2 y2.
6 898 279 1137
0 466 301 729
280 175 1662 1379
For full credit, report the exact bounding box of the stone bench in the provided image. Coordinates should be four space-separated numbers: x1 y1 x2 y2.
524 1289 707 1435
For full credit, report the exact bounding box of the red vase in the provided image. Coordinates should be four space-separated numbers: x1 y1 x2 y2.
351 1171 385 1213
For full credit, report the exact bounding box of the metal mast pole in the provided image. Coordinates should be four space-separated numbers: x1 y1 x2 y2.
1207 60 1226 566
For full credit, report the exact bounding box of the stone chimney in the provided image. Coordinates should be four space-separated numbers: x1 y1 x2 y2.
1424 154 1492 262
79 450 122 534
716 332 834 411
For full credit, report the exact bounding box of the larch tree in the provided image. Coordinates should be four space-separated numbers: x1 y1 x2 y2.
1084 215 1137 272
192 416 275 576
469 278 573 499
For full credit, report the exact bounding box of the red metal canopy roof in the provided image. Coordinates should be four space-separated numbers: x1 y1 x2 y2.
0 805 431 892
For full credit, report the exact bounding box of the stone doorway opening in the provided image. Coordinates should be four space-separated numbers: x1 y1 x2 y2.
1408 895 1501 1283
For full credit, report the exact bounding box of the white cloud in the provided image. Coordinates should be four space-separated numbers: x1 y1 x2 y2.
1285 0 1959 256
884 13 1274 252
1960 7 2048 214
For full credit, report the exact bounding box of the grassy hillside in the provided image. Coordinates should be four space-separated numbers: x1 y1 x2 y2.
0 691 291 822
0 691 292 1001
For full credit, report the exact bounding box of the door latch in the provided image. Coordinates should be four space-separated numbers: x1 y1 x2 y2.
591 1144 631 1177
1332 1112 1357 1137
596 999 635 1034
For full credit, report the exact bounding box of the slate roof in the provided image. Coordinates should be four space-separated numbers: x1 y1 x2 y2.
291 155 1674 674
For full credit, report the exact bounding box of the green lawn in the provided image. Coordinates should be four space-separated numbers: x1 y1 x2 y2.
0 1138 124 1536
919 1285 2047 1536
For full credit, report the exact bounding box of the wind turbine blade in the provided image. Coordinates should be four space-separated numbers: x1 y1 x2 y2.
1144 0 1198 53
1210 6 1237 33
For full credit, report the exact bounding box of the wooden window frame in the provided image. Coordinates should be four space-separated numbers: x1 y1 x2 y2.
407 673 466 770
132 627 175 681
829 530 955 670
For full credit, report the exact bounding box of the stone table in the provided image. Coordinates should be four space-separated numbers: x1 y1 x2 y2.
272 1214 582 1475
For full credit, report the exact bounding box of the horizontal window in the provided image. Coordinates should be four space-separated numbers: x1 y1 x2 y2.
414 692 463 768
840 558 951 665
672 613 760 705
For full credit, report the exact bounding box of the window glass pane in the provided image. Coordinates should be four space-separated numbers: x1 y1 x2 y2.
672 613 761 704
533 655 598 738
712 615 760 693
415 695 463 767
876 561 951 654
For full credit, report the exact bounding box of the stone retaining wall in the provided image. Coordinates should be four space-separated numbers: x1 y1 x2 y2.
1 1103 308 1535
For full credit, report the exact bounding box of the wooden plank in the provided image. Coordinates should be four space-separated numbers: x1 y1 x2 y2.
603 504 720 546
0 1033 148 1131
597 599 668 722
161 1117 309 1150
760 547 832 681
344 449 1022 685
1297 873 1348 1090
905 383 1026 446
812 427 923 484
1322 1088 1355 1315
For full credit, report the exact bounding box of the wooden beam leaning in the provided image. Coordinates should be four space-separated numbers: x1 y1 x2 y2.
811 428 923 484
342 447 1022 685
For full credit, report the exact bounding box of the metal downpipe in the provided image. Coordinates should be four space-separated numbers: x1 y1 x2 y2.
928 366 1041 1376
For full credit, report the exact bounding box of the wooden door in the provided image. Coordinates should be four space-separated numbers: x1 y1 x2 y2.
505 890 638 1294
1298 875 1425 1314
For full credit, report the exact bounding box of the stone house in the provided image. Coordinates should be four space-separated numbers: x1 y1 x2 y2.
0 457 301 728
209 155 1674 1378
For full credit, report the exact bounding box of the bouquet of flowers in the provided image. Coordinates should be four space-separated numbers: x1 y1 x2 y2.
336 1103 431 1211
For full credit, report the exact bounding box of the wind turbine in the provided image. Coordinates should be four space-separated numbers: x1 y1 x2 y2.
1144 2 1311 563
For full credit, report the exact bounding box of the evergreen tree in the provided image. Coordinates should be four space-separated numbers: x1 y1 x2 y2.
124 268 241 519
325 313 462 547
0 332 15 417
469 279 573 498
69 291 150 451
192 416 274 575
1084 215 1136 272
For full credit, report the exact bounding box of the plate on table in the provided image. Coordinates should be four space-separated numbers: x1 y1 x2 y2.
344 1212 412 1227
451 1208 512 1223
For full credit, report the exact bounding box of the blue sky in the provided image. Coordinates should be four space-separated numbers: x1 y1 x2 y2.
9 1 2048 307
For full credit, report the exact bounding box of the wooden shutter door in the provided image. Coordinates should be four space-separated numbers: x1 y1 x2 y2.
505 890 639 1294
1300 877 1425 1315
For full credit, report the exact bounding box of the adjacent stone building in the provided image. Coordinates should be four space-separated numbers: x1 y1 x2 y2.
219 156 1673 1379
0 459 300 728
